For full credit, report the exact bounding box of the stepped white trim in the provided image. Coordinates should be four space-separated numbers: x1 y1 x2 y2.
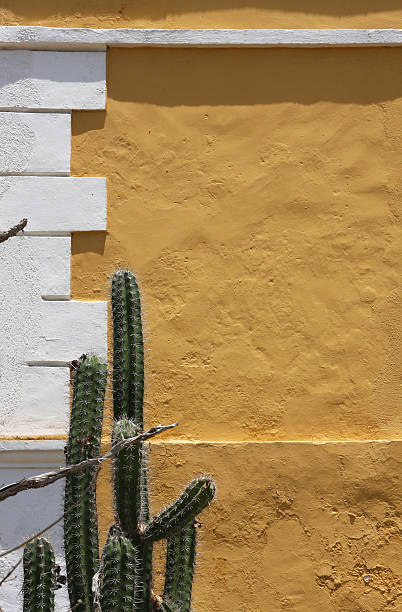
0 49 107 438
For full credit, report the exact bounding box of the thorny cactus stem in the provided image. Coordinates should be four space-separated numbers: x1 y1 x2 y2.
64 354 107 612
164 522 198 612
99 527 137 612
112 269 145 427
23 537 56 612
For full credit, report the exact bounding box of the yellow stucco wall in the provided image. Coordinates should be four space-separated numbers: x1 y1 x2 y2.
1 1 402 29
4 5 402 610
72 48 402 443
70 47 401 610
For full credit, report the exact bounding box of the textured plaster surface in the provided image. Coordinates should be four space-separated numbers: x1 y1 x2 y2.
0 50 105 110
72 47 402 442
96 440 402 612
0 112 71 174
0 1 401 29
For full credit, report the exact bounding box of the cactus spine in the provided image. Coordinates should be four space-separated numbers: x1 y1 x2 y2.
64 354 107 612
23 537 56 612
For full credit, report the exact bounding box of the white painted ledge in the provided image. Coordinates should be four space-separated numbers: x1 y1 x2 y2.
0 176 107 232
0 112 71 174
0 50 105 110
0 27 400 50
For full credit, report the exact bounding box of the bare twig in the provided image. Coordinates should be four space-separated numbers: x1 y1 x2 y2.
0 423 177 503
0 218 27 244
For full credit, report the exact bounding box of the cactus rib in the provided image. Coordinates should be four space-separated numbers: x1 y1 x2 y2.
23 537 56 612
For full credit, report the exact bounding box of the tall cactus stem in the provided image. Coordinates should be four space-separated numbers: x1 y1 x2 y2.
112 270 145 427
23 537 56 612
64 354 107 612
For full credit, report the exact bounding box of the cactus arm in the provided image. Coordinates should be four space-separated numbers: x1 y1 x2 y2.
100 530 137 611
164 522 197 611
144 478 216 542
23 537 55 612
112 270 144 427
64 355 107 612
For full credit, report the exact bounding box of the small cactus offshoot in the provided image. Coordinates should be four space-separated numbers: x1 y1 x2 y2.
23 537 56 612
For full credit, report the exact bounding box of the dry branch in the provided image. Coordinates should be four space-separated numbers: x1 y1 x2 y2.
0 218 27 244
0 423 177 503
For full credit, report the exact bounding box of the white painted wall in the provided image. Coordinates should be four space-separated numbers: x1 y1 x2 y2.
0 112 71 174
0 442 69 611
0 51 105 110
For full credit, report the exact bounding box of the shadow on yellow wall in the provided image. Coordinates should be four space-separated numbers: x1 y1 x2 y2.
108 48 402 105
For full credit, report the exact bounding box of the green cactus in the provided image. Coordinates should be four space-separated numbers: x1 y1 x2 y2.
163 523 197 611
112 269 145 427
99 527 137 611
64 354 107 612
23 537 56 612
22 269 215 611
144 478 215 542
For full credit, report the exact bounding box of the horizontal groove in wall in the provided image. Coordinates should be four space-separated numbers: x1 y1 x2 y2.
25 361 71 367
0 108 72 114
0 172 70 177
151 438 402 445
20 231 71 237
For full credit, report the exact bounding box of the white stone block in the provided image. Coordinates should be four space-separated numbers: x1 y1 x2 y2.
1 366 70 437
27 300 108 363
0 50 105 110
0 235 71 297
0 176 107 232
0 112 71 174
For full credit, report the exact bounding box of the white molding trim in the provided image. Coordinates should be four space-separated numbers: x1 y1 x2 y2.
0 440 65 467
0 27 400 50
